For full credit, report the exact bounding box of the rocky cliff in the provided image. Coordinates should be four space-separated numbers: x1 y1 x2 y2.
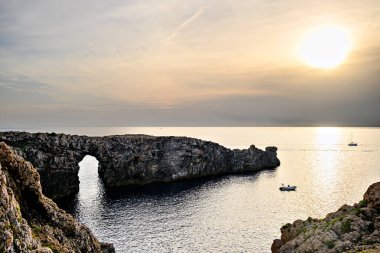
0 131 280 200
272 182 380 253
0 142 114 253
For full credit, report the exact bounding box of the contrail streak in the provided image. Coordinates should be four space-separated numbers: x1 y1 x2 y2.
166 7 206 41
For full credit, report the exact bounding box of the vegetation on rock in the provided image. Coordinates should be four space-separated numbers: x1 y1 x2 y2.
272 182 380 253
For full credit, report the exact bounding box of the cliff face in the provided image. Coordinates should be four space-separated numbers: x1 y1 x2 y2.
272 182 380 253
0 142 114 253
0 131 280 200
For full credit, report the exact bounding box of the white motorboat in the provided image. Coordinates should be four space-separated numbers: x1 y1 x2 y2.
279 184 297 191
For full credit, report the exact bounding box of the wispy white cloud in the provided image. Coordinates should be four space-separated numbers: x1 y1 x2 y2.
165 7 207 41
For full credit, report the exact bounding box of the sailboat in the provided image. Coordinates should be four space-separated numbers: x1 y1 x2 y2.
348 133 358 146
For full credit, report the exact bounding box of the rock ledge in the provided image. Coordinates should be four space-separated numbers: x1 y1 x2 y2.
272 182 380 253
0 142 114 253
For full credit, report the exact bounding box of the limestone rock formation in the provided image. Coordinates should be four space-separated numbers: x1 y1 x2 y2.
272 182 380 253
0 131 280 200
0 142 114 253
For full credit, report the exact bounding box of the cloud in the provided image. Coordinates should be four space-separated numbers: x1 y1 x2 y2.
0 75 56 108
0 75 51 91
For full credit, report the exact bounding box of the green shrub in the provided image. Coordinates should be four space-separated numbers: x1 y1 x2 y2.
353 207 362 215
359 199 368 207
31 224 42 233
325 240 335 249
341 219 352 233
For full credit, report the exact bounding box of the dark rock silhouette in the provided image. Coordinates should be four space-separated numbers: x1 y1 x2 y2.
0 142 114 253
272 182 380 253
0 131 280 200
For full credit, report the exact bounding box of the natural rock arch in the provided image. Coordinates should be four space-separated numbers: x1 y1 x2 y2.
0 131 280 200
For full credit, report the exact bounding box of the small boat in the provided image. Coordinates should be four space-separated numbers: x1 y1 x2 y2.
348 133 358 146
279 184 297 191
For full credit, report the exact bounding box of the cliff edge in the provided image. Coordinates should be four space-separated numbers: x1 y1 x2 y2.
272 182 380 253
0 142 114 253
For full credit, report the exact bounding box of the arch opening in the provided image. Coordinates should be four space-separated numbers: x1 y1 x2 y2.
75 155 106 224
78 155 101 194
55 155 104 216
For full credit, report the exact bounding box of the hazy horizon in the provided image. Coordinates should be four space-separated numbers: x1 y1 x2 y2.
1 1 380 127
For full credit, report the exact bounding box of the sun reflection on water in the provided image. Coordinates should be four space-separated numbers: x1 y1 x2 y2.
308 127 344 213
315 127 342 147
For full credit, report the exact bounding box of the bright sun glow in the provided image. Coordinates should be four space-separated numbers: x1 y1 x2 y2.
298 25 352 69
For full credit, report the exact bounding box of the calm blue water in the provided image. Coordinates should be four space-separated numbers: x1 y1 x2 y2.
4 127 380 252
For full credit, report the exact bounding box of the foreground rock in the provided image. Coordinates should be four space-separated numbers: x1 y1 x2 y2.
0 131 280 199
272 182 380 253
0 142 114 253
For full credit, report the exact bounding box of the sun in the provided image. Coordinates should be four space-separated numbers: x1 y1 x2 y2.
297 25 352 69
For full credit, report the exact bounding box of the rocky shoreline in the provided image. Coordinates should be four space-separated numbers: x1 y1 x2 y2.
0 131 280 200
0 142 114 252
272 182 380 253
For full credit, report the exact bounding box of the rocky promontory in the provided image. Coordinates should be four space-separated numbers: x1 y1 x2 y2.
272 182 380 253
0 131 280 200
0 142 114 252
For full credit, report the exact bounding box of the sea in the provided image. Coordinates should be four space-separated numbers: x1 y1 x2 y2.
2 127 380 252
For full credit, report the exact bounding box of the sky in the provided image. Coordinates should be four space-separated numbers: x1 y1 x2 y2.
1 0 380 127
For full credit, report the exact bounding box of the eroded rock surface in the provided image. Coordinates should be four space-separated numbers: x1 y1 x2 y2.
0 131 280 199
0 142 114 253
272 182 380 253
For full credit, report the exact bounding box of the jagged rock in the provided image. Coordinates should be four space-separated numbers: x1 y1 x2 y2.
0 142 114 253
271 182 380 253
0 131 280 199
364 183 380 209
